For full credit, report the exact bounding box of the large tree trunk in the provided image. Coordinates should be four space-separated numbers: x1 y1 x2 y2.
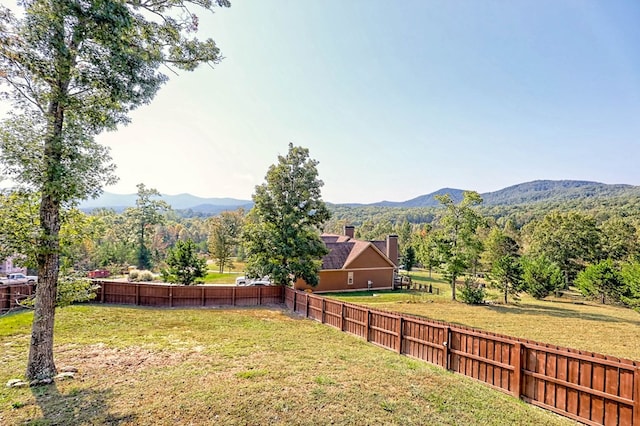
26 193 61 380
26 90 64 380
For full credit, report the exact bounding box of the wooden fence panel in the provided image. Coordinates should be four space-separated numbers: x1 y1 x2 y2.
138 284 169 306
401 317 447 367
170 286 202 307
449 328 515 393
323 299 343 330
0 283 34 314
369 311 399 352
307 295 323 322
101 281 137 305
343 304 368 340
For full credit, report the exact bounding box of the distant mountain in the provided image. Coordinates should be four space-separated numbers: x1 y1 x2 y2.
80 180 640 215
481 180 640 206
80 192 252 213
339 180 640 209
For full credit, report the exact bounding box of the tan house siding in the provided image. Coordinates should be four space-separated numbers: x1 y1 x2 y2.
294 267 394 293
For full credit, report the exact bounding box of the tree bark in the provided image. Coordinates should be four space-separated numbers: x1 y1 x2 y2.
26 187 61 380
26 74 65 379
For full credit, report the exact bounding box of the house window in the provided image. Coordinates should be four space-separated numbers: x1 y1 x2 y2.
347 272 353 285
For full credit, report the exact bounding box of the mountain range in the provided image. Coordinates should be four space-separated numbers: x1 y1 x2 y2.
79 180 640 214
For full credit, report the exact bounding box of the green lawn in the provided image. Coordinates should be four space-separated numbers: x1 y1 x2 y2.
327 270 640 361
0 305 577 425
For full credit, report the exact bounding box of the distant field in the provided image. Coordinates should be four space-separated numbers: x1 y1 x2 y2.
0 306 576 425
327 270 640 361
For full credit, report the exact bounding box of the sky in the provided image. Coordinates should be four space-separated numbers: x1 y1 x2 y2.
5 1 640 204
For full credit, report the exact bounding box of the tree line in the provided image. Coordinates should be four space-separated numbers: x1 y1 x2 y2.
398 192 640 309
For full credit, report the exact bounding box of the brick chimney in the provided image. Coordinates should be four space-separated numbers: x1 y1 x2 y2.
386 234 399 266
344 225 355 239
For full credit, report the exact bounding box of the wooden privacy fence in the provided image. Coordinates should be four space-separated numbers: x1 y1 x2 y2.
94 280 284 307
0 283 34 314
285 287 640 426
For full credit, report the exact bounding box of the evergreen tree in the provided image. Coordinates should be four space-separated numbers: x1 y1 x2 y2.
163 239 207 285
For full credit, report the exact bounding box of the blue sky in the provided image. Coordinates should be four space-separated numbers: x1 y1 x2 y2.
11 1 640 204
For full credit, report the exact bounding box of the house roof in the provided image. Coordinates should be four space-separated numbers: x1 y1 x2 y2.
320 234 395 270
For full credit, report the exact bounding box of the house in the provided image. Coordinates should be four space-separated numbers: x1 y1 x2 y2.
294 226 399 292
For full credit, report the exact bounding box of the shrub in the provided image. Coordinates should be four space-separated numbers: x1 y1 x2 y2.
138 270 154 282
459 278 485 305
128 270 139 281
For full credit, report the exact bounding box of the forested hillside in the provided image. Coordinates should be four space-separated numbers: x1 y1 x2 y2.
324 180 640 233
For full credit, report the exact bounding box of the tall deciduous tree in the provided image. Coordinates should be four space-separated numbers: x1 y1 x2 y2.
434 191 484 301
208 209 244 273
125 184 170 270
524 211 600 283
0 0 230 380
243 144 330 286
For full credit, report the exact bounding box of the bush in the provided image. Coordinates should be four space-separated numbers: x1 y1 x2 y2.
459 278 485 304
127 269 155 282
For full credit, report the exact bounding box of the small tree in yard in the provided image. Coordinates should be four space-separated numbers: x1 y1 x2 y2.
521 255 563 299
402 245 417 271
163 239 207 285
575 259 624 304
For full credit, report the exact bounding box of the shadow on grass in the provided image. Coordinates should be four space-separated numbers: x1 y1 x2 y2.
29 382 134 425
483 302 640 327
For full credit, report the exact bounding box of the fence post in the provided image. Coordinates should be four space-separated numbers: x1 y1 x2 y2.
365 308 370 342
232 287 236 306
444 326 451 370
293 290 297 312
135 284 140 306
512 342 522 399
101 281 105 303
397 316 403 354
168 286 173 308
321 299 325 323
305 293 309 318
201 286 205 306
340 303 345 332
634 367 640 426
259 286 262 306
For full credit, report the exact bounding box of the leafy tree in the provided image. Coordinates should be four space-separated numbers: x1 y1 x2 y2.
243 144 330 286
401 245 417 271
208 209 244 273
125 184 170 270
0 0 230 380
575 259 624 304
524 211 600 283
90 208 136 270
434 191 484 301
521 254 563 299
599 217 638 262
414 224 439 278
620 261 640 310
483 227 522 304
162 239 207 285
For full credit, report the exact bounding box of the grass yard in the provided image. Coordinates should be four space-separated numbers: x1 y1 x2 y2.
0 305 577 425
327 270 640 361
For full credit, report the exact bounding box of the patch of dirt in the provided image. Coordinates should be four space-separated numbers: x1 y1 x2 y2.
56 343 207 377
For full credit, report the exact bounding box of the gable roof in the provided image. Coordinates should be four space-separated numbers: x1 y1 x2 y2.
320 234 395 270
